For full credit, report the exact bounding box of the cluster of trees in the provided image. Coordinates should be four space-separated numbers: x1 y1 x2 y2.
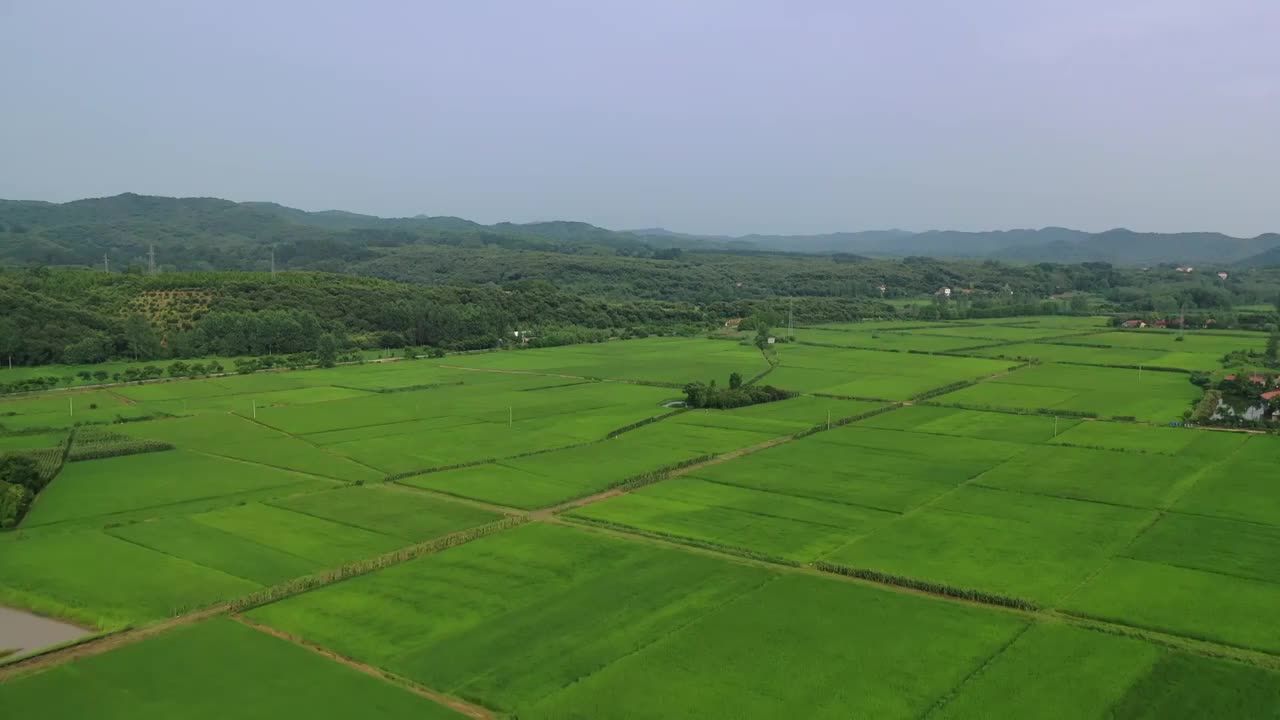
682 373 794 409
0 455 46 528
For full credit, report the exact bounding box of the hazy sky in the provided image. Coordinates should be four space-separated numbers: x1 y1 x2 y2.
3 1 1278 236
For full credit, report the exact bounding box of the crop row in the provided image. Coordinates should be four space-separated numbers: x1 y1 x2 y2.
813 561 1039 611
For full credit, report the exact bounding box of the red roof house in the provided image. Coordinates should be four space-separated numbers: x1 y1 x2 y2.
1262 390 1280 401
1249 375 1267 384
1120 319 1147 328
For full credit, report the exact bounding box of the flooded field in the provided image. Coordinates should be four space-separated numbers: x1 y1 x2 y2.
0 607 89 658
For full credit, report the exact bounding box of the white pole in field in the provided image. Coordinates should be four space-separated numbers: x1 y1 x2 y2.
69 397 74 417
1054 416 1058 437
508 406 512 428
252 399 257 419
827 409 831 430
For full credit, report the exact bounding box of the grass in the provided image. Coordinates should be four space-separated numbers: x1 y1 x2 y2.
522 573 1027 720
248 523 774 713
21 450 328 527
827 486 1155 605
0 617 466 719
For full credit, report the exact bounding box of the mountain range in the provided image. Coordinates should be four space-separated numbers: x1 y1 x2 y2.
630 226 1280 266
1 193 1277 268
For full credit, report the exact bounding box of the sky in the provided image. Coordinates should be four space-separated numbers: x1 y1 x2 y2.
2 1 1278 237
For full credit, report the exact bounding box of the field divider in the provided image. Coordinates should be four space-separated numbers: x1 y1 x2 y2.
230 615 498 720
813 561 1039 610
920 623 1036 719
237 413 389 476
0 515 529 682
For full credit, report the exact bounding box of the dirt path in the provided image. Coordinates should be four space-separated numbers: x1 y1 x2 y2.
231 616 495 719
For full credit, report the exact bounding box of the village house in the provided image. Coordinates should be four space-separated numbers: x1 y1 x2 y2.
1120 319 1147 328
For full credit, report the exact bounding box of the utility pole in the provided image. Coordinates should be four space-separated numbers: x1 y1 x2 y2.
827 409 831 431
148 244 156 274
252 399 257 419
103 253 110 273
788 298 794 340
270 248 276 278
1139 365 1143 384
508 406 513 428
69 397 74 417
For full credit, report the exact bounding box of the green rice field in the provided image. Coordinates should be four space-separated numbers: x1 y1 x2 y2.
2 330 1278 717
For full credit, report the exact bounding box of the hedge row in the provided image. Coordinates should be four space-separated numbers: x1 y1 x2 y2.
606 409 686 439
921 400 1099 419
813 561 1039 611
792 403 904 439
608 453 719 495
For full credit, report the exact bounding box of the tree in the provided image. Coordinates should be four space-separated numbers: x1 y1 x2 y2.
316 333 339 368
0 455 42 493
729 372 743 390
754 325 771 350
123 313 162 360
1069 294 1089 313
92 370 109 381
167 361 190 378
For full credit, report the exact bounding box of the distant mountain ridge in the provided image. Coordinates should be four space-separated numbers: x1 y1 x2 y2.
629 226 1280 266
1 193 1278 267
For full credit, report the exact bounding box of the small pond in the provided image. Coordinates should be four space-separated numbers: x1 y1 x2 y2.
0 606 90 659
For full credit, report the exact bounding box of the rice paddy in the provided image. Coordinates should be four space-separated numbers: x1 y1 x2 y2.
2 327 1277 717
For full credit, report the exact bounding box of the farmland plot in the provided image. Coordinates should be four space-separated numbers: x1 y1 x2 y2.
0 530 258 628
0 617 464 719
114 414 380 482
438 337 770 385
855 404 1078 444
791 328 981 352
936 362 1199 421
972 444 1203 509
569 475 898 561
523 573 1027 720
768 345 1014 400
827 485 1154 605
21 450 332 527
933 622 1280 720
248 523 775 713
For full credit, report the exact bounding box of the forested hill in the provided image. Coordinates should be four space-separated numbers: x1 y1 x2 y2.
0 193 678 272
632 227 1280 265
4 193 1279 270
